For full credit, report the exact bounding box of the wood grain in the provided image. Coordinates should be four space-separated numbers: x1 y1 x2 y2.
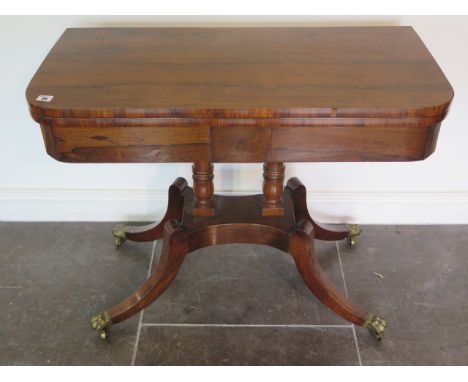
271 123 441 162
103 177 371 329
27 27 453 119
192 161 215 216
28 27 453 163
211 119 270 162
262 162 285 216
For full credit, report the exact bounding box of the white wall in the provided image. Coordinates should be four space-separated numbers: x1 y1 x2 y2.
1 15 467 223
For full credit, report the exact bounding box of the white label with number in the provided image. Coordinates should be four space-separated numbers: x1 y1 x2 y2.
36 95 54 102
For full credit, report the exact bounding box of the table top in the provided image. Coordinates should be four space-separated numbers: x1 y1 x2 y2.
27 27 453 164
27 27 453 120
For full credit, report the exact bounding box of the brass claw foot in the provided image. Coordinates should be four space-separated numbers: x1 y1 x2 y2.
347 224 361 246
112 224 127 248
90 311 112 340
364 314 387 341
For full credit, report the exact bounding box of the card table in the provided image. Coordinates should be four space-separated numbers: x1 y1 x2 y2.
27 27 453 341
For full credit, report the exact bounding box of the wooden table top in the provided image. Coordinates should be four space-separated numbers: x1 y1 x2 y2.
27 27 453 163
27 27 453 119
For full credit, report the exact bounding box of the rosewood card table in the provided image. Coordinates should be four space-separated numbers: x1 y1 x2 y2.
27 27 453 341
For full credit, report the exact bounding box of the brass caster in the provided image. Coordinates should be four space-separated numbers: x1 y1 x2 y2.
364 314 387 341
99 328 109 340
90 311 112 340
347 224 361 246
112 224 127 248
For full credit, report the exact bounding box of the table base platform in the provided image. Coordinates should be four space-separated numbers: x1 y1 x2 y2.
90 168 386 342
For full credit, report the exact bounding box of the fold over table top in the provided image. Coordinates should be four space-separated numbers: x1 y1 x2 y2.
27 27 454 163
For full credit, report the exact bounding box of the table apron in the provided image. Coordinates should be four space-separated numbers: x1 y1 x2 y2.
38 117 442 163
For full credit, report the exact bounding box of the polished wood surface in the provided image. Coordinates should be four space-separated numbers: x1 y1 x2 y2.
28 27 452 119
286 177 350 241
108 219 189 324
28 27 453 163
30 27 450 341
121 177 187 242
192 161 215 216
262 162 285 216
103 177 370 330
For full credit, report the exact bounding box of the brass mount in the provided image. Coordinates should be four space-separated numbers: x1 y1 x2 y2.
90 311 112 340
364 314 387 341
112 224 127 248
347 224 361 246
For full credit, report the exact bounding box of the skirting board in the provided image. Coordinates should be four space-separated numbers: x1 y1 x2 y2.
1 188 468 224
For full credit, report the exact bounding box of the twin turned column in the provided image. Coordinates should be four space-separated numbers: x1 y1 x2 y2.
192 161 285 217
261 162 285 216
192 161 215 216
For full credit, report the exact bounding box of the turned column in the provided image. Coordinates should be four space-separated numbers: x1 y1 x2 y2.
192 161 215 216
262 162 285 216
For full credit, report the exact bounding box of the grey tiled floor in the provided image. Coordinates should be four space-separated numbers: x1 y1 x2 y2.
1 223 467 365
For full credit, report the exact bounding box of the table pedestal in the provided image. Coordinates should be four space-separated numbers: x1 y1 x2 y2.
91 163 386 341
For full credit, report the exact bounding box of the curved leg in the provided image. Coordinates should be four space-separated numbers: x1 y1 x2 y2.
285 177 361 244
289 219 386 340
91 219 189 338
112 177 188 246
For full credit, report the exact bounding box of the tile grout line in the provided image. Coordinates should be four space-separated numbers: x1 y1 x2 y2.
140 323 354 328
129 240 360 364
130 239 159 366
336 241 363 366
351 321 363 366
335 241 349 299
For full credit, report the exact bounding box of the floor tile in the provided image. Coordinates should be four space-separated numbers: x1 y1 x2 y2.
0 222 152 365
339 225 468 365
135 325 358 365
143 240 348 325
4 222 468 365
